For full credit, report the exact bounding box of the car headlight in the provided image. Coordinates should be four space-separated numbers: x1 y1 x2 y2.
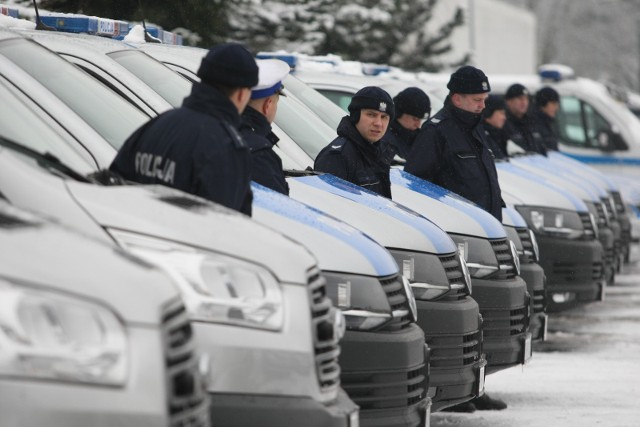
449 234 499 279
387 249 472 300
323 272 393 331
0 279 128 386
515 206 586 239
529 229 540 262
109 229 284 331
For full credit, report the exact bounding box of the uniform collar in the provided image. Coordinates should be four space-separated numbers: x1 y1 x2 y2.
182 82 242 127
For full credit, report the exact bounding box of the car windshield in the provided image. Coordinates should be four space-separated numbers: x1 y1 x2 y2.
108 50 192 108
0 78 94 174
0 37 148 150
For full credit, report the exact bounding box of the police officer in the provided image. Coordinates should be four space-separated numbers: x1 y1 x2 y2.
109 43 258 215
532 86 561 151
240 59 290 195
503 83 547 155
405 65 504 221
314 86 396 198
482 94 509 160
387 87 431 160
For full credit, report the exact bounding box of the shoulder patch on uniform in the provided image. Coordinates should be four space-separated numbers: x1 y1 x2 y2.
328 139 346 152
430 118 441 124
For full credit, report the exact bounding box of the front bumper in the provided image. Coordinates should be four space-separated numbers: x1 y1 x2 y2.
340 323 430 427
535 235 605 310
209 388 359 427
471 275 531 374
519 262 548 341
415 296 485 411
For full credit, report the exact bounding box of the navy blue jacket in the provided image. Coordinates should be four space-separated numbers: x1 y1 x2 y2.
110 82 252 215
386 119 419 160
315 116 394 198
483 123 509 160
532 109 559 151
405 98 504 221
504 109 547 155
240 106 289 195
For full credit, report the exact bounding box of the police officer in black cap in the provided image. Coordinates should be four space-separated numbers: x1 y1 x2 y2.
314 86 396 198
532 86 561 151
387 87 431 160
482 94 509 160
405 65 504 221
110 42 259 215
503 83 547 155
240 59 291 195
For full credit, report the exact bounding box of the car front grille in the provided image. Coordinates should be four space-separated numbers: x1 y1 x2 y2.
611 191 626 214
482 305 528 337
439 253 469 301
161 300 210 427
551 260 604 282
594 202 608 227
308 268 342 392
516 227 535 260
579 211 597 239
426 329 482 368
341 363 427 411
533 289 546 314
490 239 517 279
379 274 413 331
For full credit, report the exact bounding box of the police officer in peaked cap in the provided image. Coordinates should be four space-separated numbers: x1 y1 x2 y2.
405 65 504 222
314 86 396 198
386 87 431 161
110 43 258 215
240 59 290 195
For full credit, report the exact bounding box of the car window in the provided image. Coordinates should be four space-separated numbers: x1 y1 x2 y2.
108 50 192 108
0 77 94 174
556 95 613 150
0 38 149 150
317 89 354 112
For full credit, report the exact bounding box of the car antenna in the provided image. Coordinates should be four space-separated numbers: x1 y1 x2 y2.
138 0 161 43
32 0 56 31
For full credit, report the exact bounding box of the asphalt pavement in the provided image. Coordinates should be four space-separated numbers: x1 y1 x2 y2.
432 258 640 427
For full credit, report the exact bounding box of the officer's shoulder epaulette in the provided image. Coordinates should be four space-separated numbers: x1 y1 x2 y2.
327 138 346 153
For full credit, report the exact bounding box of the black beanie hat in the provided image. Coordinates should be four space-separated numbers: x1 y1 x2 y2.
483 94 506 119
393 87 431 119
197 43 259 88
348 86 395 123
535 86 560 106
504 83 530 100
447 65 491 94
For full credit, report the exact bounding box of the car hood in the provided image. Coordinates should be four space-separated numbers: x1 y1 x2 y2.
0 202 179 325
496 161 588 211
252 183 398 277
390 169 507 239
66 181 316 285
288 174 457 255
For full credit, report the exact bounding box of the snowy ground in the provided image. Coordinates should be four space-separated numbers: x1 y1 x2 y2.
432 256 640 427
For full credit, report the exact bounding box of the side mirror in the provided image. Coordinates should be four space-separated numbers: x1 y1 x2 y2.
597 130 628 152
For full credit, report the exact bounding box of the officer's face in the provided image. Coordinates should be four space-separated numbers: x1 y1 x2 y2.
484 109 507 129
356 109 391 143
453 93 488 114
506 95 529 118
541 101 560 118
397 113 423 131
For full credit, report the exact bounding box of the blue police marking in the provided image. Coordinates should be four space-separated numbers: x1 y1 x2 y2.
563 153 640 166
495 162 588 211
292 174 458 254
390 169 507 238
251 182 398 276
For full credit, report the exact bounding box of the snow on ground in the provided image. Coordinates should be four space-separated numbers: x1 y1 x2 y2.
432 259 640 427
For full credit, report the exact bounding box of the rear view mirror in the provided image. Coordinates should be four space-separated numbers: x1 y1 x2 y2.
597 130 628 152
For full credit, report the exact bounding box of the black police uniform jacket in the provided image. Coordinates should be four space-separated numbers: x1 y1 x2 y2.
110 82 253 215
240 106 289 195
483 123 509 160
503 109 547 155
315 116 394 198
532 108 559 151
405 98 504 221
386 119 419 160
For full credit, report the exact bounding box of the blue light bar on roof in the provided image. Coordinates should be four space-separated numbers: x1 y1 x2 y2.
362 64 390 76
256 52 298 69
40 13 130 37
0 5 19 18
140 25 183 45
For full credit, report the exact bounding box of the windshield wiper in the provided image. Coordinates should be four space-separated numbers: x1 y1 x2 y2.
284 167 321 177
0 136 91 183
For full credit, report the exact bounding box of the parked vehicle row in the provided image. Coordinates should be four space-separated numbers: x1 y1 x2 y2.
2 9 634 426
